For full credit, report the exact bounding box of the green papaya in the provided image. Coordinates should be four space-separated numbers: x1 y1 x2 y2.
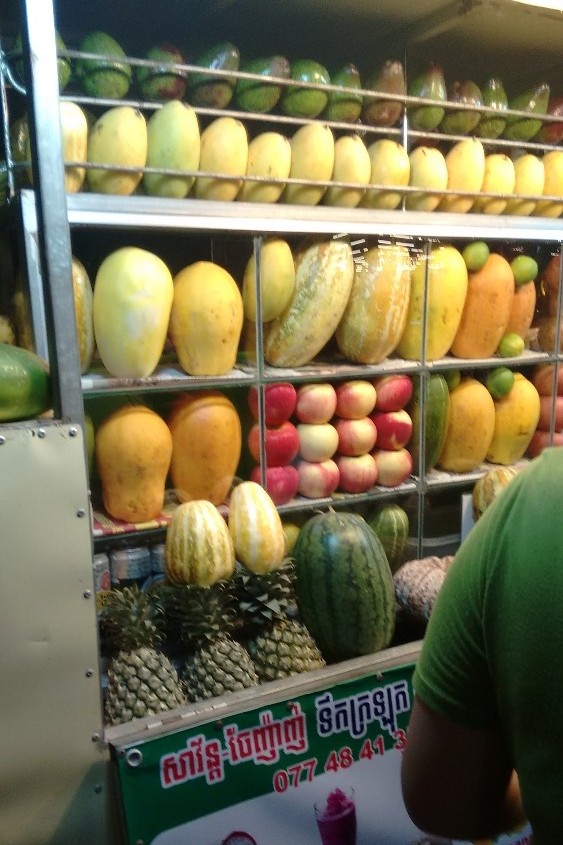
75 31 132 99
235 56 290 113
280 59 330 118
187 42 240 108
407 374 450 475
325 63 363 122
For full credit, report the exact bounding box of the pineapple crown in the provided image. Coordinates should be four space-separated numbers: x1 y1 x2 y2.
158 580 239 649
235 560 297 628
101 585 165 652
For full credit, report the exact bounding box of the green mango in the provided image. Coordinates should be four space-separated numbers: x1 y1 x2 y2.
440 80 482 135
136 44 187 100
234 55 290 113
14 31 71 92
325 63 363 122
408 63 447 131
75 31 132 99
503 81 550 142
280 59 330 118
361 59 405 127
476 77 508 139
187 42 240 108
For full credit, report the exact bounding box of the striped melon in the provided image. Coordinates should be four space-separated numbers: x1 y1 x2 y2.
228 480 286 574
368 503 409 573
472 465 520 521
165 500 235 586
293 510 396 663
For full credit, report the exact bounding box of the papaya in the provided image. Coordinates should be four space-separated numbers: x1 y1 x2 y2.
242 238 295 322
86 106 147 195
323 134 371 208
95 404 172 523
450 253 514 359
143 100 200 198
335 243 411 363
486 373 541 465
167 390 242 505
237 131 291 204
169 260 243 376
407 374 450 475
194 116 248 201
282 123 334 206
438 377 496 472
397 245 468 361
360 139 410 210
93 247 174 378
504 280 536 339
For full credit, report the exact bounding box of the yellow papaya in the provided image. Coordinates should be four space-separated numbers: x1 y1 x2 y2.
87 106 147 195
486 373 541 465
396 245 468 361
169 261 244 376
438 377 496 472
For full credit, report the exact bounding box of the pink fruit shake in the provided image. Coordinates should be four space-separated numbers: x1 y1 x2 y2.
315 788 356 845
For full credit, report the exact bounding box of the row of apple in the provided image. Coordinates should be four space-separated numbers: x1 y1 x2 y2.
245 375 414 505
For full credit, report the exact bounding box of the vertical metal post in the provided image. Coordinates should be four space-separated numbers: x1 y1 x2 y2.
18 0 84 424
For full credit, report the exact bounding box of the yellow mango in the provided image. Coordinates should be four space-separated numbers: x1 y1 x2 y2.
438 378 496 472
93 247 173 378
71 257 94 374
323 134 371 208
170 261 244 376
438 138 485 213
406 146 448 212
87 106 147 195
18 102 88 192
396 245 468 361
238 131 291 204
504 153 544 216
143 100 200 198
194 116 248 201
361 139 410 210
535 150 563 218
282 123 335 206
473 153 515 215
242 237 295 322
487 373 541 465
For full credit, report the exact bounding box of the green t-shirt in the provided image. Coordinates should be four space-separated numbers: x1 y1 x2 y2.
413 448 563 845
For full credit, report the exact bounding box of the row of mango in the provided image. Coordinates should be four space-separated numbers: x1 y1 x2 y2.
8 98 563 217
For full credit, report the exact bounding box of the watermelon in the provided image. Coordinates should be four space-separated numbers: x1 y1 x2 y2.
407 373 450 474
368 503 409 573
293 510 396 663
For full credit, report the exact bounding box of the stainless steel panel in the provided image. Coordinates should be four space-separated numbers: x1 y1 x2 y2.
0 423 119 845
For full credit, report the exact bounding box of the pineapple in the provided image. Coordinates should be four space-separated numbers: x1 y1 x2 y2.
235 561 326 682
161 581 259 702
102 586 187 726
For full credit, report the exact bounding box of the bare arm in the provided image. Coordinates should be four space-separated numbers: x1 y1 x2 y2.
401 696 527 841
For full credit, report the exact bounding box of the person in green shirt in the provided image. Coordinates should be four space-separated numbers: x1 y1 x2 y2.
400 448 563 845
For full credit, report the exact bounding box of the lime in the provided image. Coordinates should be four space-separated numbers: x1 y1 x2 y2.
497 332 525 358
486 366 515 398
443 369 461 390
462 241 490 272
510 254 539 286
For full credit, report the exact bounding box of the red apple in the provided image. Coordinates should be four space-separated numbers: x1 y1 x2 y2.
248 382 297 426
296 458 340 499
372 447 413 487
370 409 413 451
295 383 337 424
373 374 413 412
250 464 299 505
297 422 339 462
247 420 299 467
334 416 378 457
334 379 377 419
335 453 378 494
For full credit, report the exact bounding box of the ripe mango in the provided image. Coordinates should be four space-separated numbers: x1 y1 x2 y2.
535 151 563 218
397 245 468 361
194 116 248 202
93 247 174 378
242 237 295 322
487 373 540 465
406 146 448 212
143 100 200 198
323 134 371 208
361 139 410 210
238 131 291 204
504 153 544 217
438 378 496 473
438 138 485 214
282 123 334 206
473 153 515 215
87 106 147 195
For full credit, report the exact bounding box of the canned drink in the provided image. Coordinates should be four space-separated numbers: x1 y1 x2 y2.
109 545 151 590
147 542 168 588
93 552 111 617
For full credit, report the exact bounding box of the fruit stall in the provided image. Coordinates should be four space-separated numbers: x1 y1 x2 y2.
0 0 561 842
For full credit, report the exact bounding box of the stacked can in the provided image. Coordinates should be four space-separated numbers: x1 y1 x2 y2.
109 545 151 590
